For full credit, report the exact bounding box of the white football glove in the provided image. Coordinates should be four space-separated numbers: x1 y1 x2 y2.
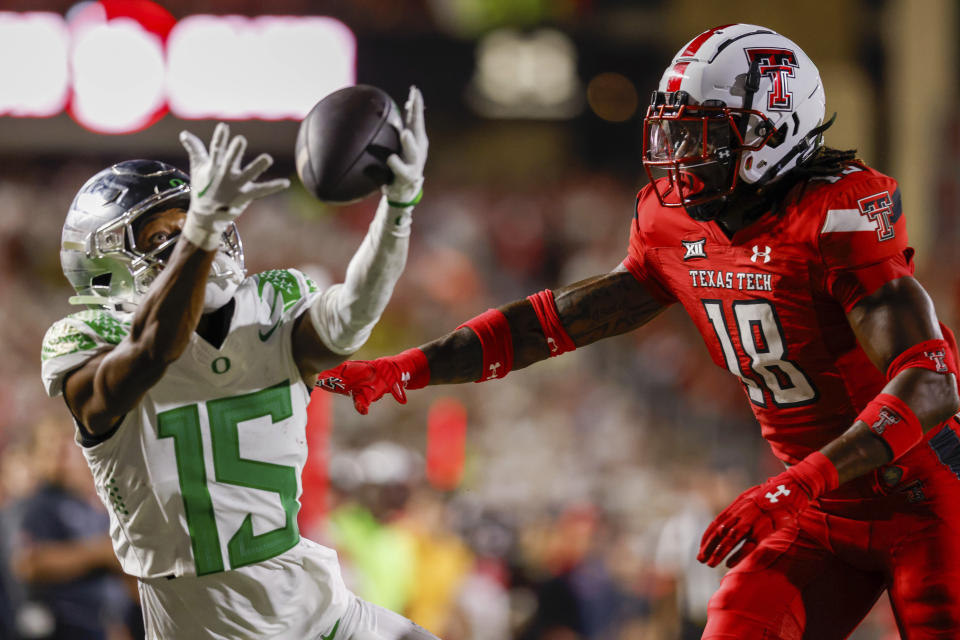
382 86 428 206
179 122 290 250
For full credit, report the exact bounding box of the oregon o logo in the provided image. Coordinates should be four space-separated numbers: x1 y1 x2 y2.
211 357 231 374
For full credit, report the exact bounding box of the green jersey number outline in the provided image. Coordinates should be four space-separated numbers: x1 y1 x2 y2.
157 381 300 575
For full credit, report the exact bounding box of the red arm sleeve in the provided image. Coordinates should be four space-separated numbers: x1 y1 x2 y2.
817 175 915 311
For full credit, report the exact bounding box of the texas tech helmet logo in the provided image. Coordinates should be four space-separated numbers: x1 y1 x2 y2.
744 47 799 111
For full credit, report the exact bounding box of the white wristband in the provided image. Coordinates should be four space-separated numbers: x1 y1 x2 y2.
181 215 222 251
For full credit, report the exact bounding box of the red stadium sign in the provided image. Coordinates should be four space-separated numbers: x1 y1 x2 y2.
0 3 356 134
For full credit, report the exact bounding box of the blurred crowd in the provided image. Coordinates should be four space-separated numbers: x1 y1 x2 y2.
0 157 920 639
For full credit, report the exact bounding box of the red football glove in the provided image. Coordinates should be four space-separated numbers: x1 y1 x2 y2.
697 452 838 568
316 348 430 415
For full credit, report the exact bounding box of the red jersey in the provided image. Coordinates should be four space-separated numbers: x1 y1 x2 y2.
624 163 916 464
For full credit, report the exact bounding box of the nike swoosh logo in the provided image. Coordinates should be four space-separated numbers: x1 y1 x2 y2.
258 292 282 342
197 180 213 198
321 619 339 640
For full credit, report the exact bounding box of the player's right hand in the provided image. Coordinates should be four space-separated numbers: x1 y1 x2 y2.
179 122 290 250
698 451 837 568
317 359 408 415
697 481 807 569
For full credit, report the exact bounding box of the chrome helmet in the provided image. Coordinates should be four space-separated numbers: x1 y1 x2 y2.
61 159 245 311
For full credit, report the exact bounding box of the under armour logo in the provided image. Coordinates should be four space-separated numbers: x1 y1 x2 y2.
400 371 411 387
487 362 502 379
765 484 791 503
870 408 901 435
925 349 948 373
681 238 707 260
751 245 772 263
547 337 558 353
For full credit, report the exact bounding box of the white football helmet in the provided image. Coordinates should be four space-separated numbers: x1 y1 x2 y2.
642 24 831 220
61 160 245 312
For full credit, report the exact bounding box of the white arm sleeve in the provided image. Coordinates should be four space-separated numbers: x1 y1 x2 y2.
309 196 412 354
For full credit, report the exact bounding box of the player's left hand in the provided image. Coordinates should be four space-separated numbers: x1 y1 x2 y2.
698 451 837 568
697 475 810 568
382 86 427 205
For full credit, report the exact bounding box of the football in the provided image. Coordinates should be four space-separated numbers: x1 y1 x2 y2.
295 84 403 203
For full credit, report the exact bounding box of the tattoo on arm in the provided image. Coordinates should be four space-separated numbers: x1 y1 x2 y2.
554 269 668 346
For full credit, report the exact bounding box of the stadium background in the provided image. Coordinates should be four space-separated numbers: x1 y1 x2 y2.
0 1 957 638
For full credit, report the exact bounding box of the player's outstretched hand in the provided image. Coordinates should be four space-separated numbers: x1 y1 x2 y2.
382 86 428 205
179 122 290 250
317 359 408 415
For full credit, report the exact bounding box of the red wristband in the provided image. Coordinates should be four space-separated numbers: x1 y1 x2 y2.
393 347 430 390
856 393 924 460
527 290 576 357
787 451 839 499
886 339 956 380
458 309 513 382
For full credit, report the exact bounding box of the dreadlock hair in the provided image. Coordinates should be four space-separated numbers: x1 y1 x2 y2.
752 146 860 221
793 146 859 178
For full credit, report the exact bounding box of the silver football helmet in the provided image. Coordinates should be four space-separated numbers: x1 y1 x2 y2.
61 159 245 311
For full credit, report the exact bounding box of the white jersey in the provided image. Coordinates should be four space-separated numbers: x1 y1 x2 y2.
41 269 349 638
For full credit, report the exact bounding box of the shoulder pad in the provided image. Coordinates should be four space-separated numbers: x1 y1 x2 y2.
41 310 130 398
42 310 129 361
254 269 320 312
813 166 906 270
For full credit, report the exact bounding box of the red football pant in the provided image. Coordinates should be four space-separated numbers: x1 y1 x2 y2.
703 421 960 639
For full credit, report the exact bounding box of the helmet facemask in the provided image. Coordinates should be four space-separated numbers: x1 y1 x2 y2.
76 205 245 312
94 190 188 294
642 91 780 222
644 24 832 223
64 161 246 313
